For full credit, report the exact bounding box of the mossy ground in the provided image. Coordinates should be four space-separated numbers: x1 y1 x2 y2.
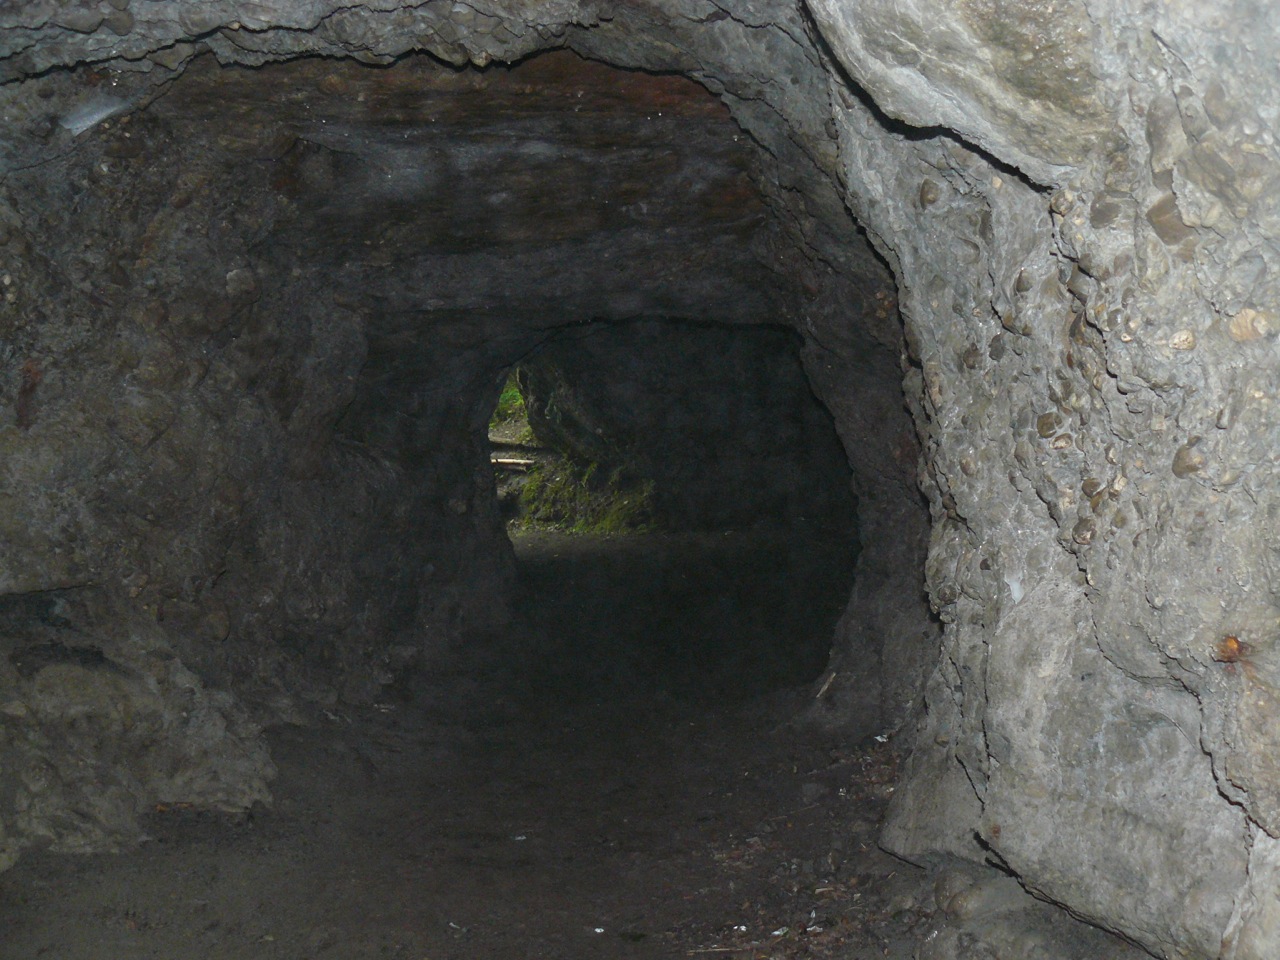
492 371 654 534
489 374 537 445
512 459 655 534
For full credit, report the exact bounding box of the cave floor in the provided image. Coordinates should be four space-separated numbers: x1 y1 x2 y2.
0 526 933 959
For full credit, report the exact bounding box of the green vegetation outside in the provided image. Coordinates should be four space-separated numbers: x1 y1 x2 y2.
512 460 655 534
492 369 654 534
491 375 526 425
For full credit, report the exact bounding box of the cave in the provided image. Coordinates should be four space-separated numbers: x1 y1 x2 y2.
1 4 1277 959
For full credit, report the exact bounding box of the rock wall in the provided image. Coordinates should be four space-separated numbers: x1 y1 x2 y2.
3 2 1279 957
801 3 1280 956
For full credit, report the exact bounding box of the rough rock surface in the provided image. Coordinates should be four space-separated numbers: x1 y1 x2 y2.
2 2 1279 958
0 589 273 873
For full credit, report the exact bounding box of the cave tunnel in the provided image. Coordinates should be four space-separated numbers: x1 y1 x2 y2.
2 4 1279 959
490 315 861 705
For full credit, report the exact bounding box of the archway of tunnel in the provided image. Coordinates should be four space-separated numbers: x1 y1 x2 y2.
206 48 899 709
21 44 925 730
479 315 862 702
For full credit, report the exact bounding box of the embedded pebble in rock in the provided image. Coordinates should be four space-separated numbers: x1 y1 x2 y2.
0 2 1279 959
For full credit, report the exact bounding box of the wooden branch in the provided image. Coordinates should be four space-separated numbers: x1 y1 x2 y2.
491 457 536 472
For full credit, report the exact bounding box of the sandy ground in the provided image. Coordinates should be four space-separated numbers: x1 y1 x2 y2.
0 526 1140 959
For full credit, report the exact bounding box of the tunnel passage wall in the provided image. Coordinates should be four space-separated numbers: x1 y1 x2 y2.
0 40 911 878
4 3 1280 958
797 3 1280 956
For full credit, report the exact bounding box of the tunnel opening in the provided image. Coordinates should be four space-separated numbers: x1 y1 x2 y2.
497 318 859 535
476 315 862 705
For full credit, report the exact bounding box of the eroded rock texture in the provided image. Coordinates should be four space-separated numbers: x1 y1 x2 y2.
0 44 828 871
1 2 1278 957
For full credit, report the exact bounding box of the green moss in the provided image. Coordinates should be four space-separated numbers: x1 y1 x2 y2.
491 373 526 427
489 372 537 445
513 459 654 534
493 369 650 533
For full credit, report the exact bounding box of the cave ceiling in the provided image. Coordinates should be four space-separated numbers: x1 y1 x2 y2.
146 51 792 329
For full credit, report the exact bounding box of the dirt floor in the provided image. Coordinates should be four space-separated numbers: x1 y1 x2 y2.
0 526 1141 960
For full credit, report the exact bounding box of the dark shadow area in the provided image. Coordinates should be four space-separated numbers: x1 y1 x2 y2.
504 525 858 705
480 315 863 706
0 523 914 960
